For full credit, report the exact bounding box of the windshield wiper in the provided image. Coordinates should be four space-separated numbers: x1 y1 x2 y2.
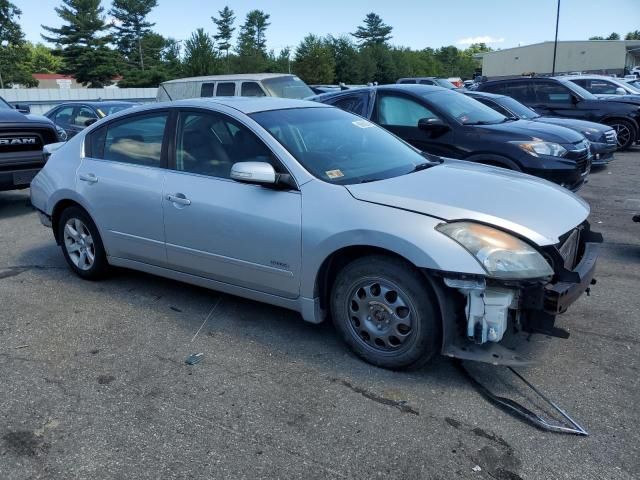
412 162 436 172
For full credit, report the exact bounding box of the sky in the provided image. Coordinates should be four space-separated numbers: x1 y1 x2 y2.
15 0 640 53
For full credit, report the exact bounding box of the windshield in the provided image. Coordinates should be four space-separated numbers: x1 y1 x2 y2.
427 91 508 125
262 76 314 99
251 107 436 185
496 96 540 119
97 104 134 117
562 80 597 100
610 78 640 93
0 97 12 110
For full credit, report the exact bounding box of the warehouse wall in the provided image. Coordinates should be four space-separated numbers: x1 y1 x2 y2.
0 88 158 115
482 41 627 78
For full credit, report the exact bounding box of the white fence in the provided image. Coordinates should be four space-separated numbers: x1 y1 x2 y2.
0 88 158 115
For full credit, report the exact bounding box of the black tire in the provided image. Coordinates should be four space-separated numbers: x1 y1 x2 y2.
330 255 441 370
605 118 636 150
57 206 109 280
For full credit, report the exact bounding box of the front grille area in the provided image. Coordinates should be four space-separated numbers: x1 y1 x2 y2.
604 129 617 145
0 126 56 154
565 141 591 174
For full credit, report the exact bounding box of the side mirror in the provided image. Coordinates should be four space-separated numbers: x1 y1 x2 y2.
84 118 98 127
615 87 626 95
418 117 449 133
571 95 580 105
14 103 30 114
230 161 276 185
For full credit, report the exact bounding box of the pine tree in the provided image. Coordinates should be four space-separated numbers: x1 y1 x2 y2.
183 28 217 77
236 10 270 72
293 35 334 84
352 13 393 47
212 6 235 60
109 0 158 70
42 0 118 87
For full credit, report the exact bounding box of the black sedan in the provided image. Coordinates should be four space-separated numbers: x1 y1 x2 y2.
311 84 592 191
465 90 617 166
44 101 137 139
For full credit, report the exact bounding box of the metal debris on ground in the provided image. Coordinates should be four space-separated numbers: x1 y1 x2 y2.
458 360 588 436
185 353 204 365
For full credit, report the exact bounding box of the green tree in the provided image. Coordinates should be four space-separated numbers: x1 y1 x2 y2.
26 42 64 73
266 48 291 73
183 28 217 76
435 45 461 77
293 35 334 84
625 30 640 40
326 35 361 84
0 0 38 87
235 10 270 73
42 0 118 87
606 32 621 40
212 5 235 65
352 13 393 47
588 36 604 40
109 0 158 70
163 37 183 77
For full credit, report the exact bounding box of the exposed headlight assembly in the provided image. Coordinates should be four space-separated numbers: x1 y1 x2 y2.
437 221 554 280
510 140 567 157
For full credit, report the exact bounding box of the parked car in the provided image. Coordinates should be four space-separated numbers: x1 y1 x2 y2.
397 77 458 89
565 75 640 98
30 97 600 369
465 90 617 166
447 77 464 88
156 74 314 102
476 76 640 150
0 96 63 192
311 85 592 191
44 101 137 139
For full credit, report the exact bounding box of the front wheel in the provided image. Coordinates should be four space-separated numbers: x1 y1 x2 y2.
606 119 636 150
330 256 441 370
57 206 109 280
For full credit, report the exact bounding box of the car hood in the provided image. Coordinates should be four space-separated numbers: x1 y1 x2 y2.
346 160 589 246
473 119 585 144
535 116 610 134
594 94 640 105
0 108 51 125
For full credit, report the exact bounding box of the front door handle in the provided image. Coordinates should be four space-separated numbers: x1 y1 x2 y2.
166 193 191 206
79 173 98 183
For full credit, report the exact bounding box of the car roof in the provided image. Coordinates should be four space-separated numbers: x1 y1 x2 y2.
464 90 506 100
310 84 450 102
54 101 137 107
558 75 619 81
161 73 295 84
162 97 331 114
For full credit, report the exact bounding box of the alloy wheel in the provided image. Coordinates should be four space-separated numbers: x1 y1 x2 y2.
63 218 95 271
346 278 416 352
612 123 631 149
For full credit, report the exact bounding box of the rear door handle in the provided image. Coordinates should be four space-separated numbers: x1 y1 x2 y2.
79 173 98 183
166 193 191 206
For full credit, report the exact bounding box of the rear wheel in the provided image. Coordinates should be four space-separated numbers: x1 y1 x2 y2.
330 256 441 370
605 119 636 150
57 206 109 280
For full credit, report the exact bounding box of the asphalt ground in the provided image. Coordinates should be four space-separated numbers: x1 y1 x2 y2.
1 149 639 479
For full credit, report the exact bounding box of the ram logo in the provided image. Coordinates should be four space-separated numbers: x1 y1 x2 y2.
0 137 37 146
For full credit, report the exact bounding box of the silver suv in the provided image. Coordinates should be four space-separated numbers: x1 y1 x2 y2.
30 98 601 369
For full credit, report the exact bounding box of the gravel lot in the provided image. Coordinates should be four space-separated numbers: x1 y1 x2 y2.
1 149 639 480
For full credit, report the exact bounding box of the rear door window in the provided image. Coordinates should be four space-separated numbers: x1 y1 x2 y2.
329 93 369 117
241 82 266 97
201 83 216 97
102 113 168 167
216 82 236 96
502 82 536 103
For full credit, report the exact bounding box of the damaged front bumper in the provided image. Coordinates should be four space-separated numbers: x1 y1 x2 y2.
438 224 603 366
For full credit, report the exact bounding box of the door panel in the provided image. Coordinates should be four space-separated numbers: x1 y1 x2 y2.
77 112 169 266
162 109 302 298
163 175 301 297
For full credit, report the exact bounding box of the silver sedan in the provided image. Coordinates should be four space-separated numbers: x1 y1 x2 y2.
30 97 600 369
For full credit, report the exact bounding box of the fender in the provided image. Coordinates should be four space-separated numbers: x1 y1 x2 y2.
464 152 522 171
